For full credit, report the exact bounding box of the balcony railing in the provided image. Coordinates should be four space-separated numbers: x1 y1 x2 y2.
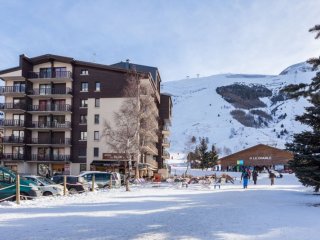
28 71 72 79
28 88 72 96
163 150 170 159
0 103 26 110
27 104 72 112
0 86 26 94
1 153 25 161
31 154 70 162
0 119 25 127
30 138 71 145
28 121 71 129
2 136 25 144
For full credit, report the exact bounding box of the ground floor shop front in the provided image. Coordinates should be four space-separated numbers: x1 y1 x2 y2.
0 161 84 176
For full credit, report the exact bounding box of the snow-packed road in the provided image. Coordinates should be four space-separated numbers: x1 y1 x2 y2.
0 174 319 240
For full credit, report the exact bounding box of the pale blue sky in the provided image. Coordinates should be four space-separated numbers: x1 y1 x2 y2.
0 0 319 81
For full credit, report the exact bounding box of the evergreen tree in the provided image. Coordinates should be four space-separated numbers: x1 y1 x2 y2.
198 137 209 170
282 25 320 192
207 145 219 170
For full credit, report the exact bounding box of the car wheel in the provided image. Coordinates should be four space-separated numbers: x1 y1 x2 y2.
19 192 30 200
43 191 53 196
69 188 78 194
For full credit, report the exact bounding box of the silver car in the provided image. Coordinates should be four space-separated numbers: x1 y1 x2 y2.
24 175 67 196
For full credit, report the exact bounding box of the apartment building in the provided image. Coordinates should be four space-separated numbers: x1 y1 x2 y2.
0 54 172 177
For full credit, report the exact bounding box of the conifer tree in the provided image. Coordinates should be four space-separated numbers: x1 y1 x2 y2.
282 25 320 192
207 145 219 170
198 137 209 170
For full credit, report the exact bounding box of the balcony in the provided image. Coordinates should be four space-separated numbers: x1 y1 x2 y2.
0 119 25 128
31 154 70 162
0 103 26 112
27 121 71 130
142 142 158 156
28 71 72 83
27 104 72 113
1 153 25 161
2 136 25 144
28 138 71 146
163 150 170 159
162 138 170 148
27 88 72 98
0 86 26 96
162 125 170 135
146 158 158 170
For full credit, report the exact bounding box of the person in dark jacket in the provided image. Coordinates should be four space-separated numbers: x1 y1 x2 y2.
241 168 250 189
252 170 258 185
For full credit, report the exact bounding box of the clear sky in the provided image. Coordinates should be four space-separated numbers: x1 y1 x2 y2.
0 0 319 81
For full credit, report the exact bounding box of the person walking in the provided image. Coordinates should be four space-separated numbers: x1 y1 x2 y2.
269 171 276 186
241 168 250 189
252 170 258 185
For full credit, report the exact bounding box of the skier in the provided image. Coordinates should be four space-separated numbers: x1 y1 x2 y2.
252 170 258 185
241 168 250 189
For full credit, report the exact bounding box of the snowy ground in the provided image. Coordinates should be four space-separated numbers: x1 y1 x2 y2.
0 173 319 240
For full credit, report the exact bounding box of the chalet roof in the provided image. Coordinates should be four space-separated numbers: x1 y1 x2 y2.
219 144 289 161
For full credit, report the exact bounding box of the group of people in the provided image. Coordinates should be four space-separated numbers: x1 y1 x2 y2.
240 167 278 189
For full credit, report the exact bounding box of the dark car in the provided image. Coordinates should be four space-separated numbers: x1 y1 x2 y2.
51 175 88 194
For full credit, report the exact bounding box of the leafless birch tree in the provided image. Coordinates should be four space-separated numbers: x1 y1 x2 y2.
103 71 159 190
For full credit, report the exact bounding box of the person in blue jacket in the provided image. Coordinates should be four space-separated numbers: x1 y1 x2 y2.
241 168 250 189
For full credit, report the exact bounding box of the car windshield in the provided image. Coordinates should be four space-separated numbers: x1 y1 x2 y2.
36 176 56 185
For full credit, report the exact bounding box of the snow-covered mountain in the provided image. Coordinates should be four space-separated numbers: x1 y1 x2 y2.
162 62 316 156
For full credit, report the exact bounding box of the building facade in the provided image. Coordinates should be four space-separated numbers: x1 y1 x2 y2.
0 54 172 177
219 144 293 171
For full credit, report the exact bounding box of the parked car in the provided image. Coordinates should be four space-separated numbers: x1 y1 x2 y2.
0 166 42 201
79 171 121 189
23 175 66 196
51 175 88 194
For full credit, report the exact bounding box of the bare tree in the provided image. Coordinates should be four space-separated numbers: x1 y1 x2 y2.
103 71 159 190
184 136 197 176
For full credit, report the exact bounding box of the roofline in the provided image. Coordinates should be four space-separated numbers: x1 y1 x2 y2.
0 66 21 75
0 53 154 79
219 144 289 161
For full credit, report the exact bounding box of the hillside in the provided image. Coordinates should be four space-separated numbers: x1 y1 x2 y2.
162 62 317 157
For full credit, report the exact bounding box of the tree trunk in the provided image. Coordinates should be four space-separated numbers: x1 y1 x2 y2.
125 174 130 192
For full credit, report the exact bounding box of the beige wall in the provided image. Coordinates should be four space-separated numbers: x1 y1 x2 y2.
33 62 72 72
86 97 126 169
0 70 22 78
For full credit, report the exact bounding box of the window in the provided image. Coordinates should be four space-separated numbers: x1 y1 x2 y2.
80 115 87 124
81 82 88 92
80 164 87 172
80 131 87 140
79 148 87 157
95 98 100 107
94 114 99 124
94 147 99 157
80 99 88 108
94 131 99 140
95 82 100 91
80 69 89 75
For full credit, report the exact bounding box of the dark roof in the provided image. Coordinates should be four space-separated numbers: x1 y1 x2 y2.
27 54 74 65
219 144 288 161
110 62 159 82
0 54 161 78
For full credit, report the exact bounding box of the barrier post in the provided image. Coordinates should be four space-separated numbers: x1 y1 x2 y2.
92 175 95 192
110 174 113 189
63 175 67 196
16 174 20 205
